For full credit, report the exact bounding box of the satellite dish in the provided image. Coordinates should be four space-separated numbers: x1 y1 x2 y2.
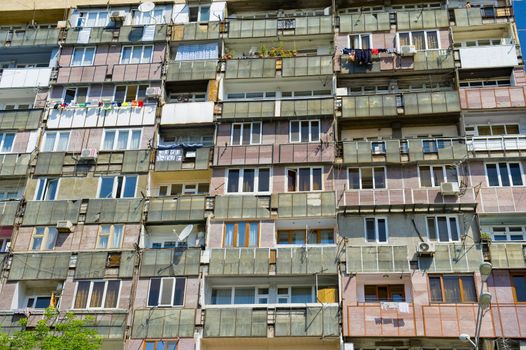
138 2 156 13
178 224 193 242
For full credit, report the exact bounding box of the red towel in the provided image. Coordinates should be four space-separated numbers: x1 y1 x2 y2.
372 48 379 55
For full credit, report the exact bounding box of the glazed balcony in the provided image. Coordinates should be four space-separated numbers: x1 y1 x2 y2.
340 50 454 75
65 24 168 44
453 6 514 27
154 147 212 171
171 22 220 41
0 67 52 89
344 302 416 337
340 91 460 119
214 143 335 166
56 63 162 84
468 135 526 157
160 102 214 125
165 60 218 82
0 109 42 131
459 86 526 110
0 25 60 47
458 44 518 69
146 195 210 223
225 16 333 39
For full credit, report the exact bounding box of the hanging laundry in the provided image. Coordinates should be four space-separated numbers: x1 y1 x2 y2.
398 302 410 313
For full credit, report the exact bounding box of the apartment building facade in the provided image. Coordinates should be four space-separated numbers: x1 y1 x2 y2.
0 1 525 350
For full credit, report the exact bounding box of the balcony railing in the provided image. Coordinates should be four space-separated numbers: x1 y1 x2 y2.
0 68 52 88
0 109 42 130
340 50 455 74
346 245 409 273
65 24 168 44
344 302 416 337
275 191 336 218
165 60 218 81
282 55 333 77
208 248 270 275
0 200 20 226
0 153 30 177
172 22 220 41
0 26 60 47
225 58 277 79
468 135 526 154
340 13 390 33
454 6 514 27
131 309 196 339
226 16 333 38
147 195 209 222
56 63 162 84
396 9 449 30
160 101 214 125
459 86 526 109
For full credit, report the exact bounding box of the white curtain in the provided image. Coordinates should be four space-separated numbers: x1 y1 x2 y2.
175 43 218 61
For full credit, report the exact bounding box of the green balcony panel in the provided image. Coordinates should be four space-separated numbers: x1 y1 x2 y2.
385 140 402 163
225 59 276 79
214 195 271 219
340 13 390 33
404 91 460 115
281 98 334 117
276 246 337 274
221 101 276 119
396 9 449 30
275 306 339 337
413 51 455 70
0 109 42 130
147 196 206 222
346 245 409 273
454 8 483 26
228 19 277 38
131 309 195 338
0 201 20 226
122 150 150 173
0 153 30 177
140 248 201 277
437 141 468 160
22 200 81 226
204 308 267 337
208 248 270 275
65 27 114 44
418 243 484 272
276 192 336 218
294 16 333 35
176 22 220 40
0 313 22 335
282 56 333 77
8 253 71 280
34 152 65 176
489 243 526 268
166 60 218 81
75 251 136 279
119 24 168 42
7 26 60 46
85 199 144 224
341 95 398 118
85 313 127 340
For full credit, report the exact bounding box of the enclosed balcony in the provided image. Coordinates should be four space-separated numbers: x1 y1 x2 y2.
0 200 20 227
453 6 515 27
468 135 526 157
225 16 333 39
146 195 210 223
165 60 218 81
154 146 211 171
0 67 52 89
458 44 518 69
0 153 31 178
0 25 60 47
459 85 526 110
171 22 220 41
65 24 168 44
0 109 42 130
160 102 214 125
56 63 162 84
225 56 333 79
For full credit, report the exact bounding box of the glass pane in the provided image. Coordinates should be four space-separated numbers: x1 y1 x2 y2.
319 229 334 244
446 166 458 183
225 224 235 247
399 33 410 46
243 169 255 192
142 46 153 63
291 287 312 303
377 219 387 242
512 276 526 302
429 276 443 302
72 49 84 66
248 222 258 247
103 131 116 150
99 177 114 198
290 122 299 142
427 31 439 49
173 278 185 305
498 163 510 186
89 281 105 308
237 223 246 247
46 179 58 200
361 168 373 189
312 168 322 191
122 176 137 198
492 125 505 135
84 48 95 65
432 166 443 186
74 281 91 308
251 123 261 144
104 280 120 308
364 285 377 301
131 47 142 64
287 169 297 192
258 168 270 192
310 121 320 142
148 279 161 306
365 218 376 241
46 228 57 249
412 31 425 50
160 278 174 305
117 130 129 150
43 133 57 152
300 121 310 142
56 133 69 151
299 168 311 191
478 126 491 136
112 225 123 248
34 297 51 309
114 87 127 104
32 236 43 250
509 163 523 186
129 130 141 149
486 164 499 186
461 276 476 302
349 169 360 189
449 218 459 241
211 289 231 304
437 217 449 242
232 125 241 145
234 288 255 304
200 6 210 21
374 168 385 189
145 342 155 350
420 167 432 187
227 170 240 193
443 276 461 303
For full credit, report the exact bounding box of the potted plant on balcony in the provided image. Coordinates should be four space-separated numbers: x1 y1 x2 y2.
480 232 492 244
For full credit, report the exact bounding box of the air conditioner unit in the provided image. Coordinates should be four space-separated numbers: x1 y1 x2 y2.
56 220 74 233
440 182 460 196
110 11 126 21
400 45 417 56
417 241 436 255
79 148 98 160
145 87 162 98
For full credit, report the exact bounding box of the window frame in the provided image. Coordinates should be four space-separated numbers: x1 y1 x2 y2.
34 178 60 201
120 45 154 64
230 122 262 145
188 5 211 22
484 225 526 242
71 47 96 66
0 238 10 252
97 175 137 199
347 166 387 190
511 273 526 303
364 217 389 243
143 340 178 350
428 274 477 304
485 162 524 187
286 167 323 192
101 128 142 151
223 221 260 248
113 84 149 103
225 168 271 194
426 215 461 242
396 30 441 51
0 132 15 153
26 295 60 309
147 277 186 307
96 224 124 249
289 120 320 143
418 165 458 188
62 86 89 104
76 10 109 28
276 228 335 245
348 33 373 49
30 226 58 251
363 284 406 302
72 280 121 310
42 131 70 152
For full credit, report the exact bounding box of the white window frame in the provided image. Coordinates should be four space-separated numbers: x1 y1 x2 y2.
347 167 387 190
113 85 149 103
484 225 526 242
286 167 323 192
71 47 96 66
485 162 524 187
97 175 137 199
289 120 320 143
101 129 142 151
276 286 315 304
30 227 58 251
76 10 109 27
226 91 277 100
418 165 458 188
42 131 70 152
147 277 186 307
256 287 270 304
231 122 262 145
189 5 211 22
62 86 90 104
225 168 271 194
426 215 461 242
34 178 60 200
396 30 441 51
470 124 520 136
0 132 15 153
26 295 60 309
364 217 388 243
348 33 373 49
96 224 124 249
73 280 121 310
120 45 153 64
131 7 165 25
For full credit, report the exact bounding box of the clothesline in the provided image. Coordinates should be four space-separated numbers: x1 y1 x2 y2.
48 100 147 110
341 47 398 65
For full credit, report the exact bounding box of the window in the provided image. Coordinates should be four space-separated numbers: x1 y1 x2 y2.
226 91 276 100
226 168 270 193
0 133 15 153
364 285 405 302
97 224 124 249
231 122 261 145
511 274 526 302
144 341 177 350
132 8 165 25
158 183 209 196
277 287 314 303
365 217 388 243
398 30 440 50
175 43 218 61
348 167 386 189
169 92 207 102
120 45 153 64
486 163 523 187
102 129 141 150
429 275 477 303
475 124 519 136
290 120 320 143
42 132 70 152
27 295 59 309
287 167 322 192
189 5 211 22
485 226 526 241
0 239 10 252
35 178 59 200
281 90 331 98
224 222 259 247
277 229 334 245
427 216 460 242
422 139 458 153
459 79 511 88
210 286 320 305
349 34 372 49
73 280 120 309
31 227 58 251
98 175 137 198
419 165 458 187
114 85 148 103
71 47 96 66
76 11 109 27
147 277 186 307
63 87 88 104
